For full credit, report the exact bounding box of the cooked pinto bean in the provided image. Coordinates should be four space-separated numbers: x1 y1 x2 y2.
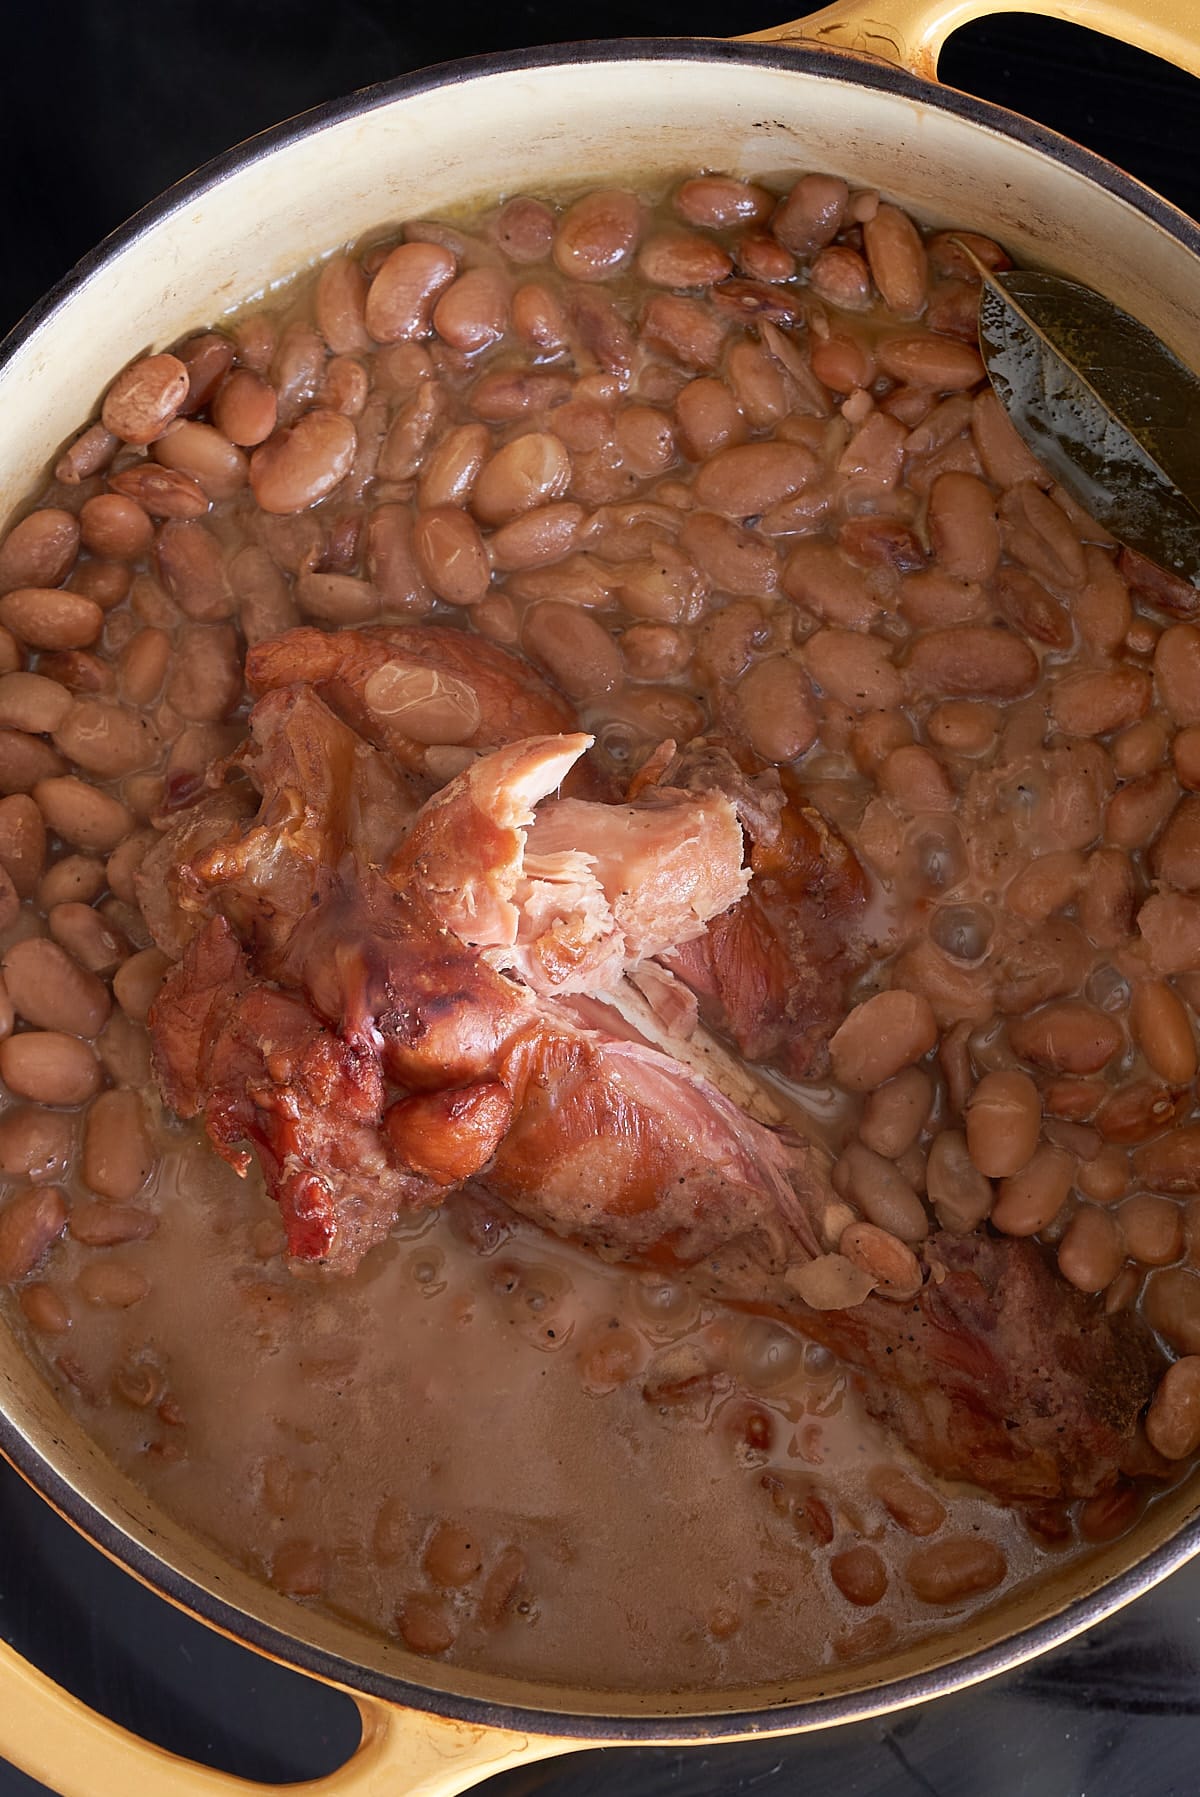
905 1538 1006 1605
101 354 190 445
804 630 902 712
834 1144 928 1242
2 938 110 1038
927 472 999 581
861 205 927 316
1009 1002 1122 1075
249 412 357 514
0 1031 101 1105
82 1089 157 1201
966 1071 1040 1178
0 509 80 594
33 777 133 852
0 588 103 651
0 794 46 897
522 601 621 699
906 627 1038 699
0 1185 68 1283
729 656 817 762
473 434 571 526
829 991 937 1092
553 190 641 281
365 243 457 342
926 1129 994 1233
1146 1358 1200 1459
860 1068 934 1159
412 509 491 606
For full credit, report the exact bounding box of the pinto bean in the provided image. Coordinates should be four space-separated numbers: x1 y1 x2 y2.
926 1129 994 1233
101 353 190 445
965 1070 1040 1179
0 509 80 596
803 630 902 712
869 1466 946 1536
155 519 235 620
640 295 726 371
81 1088 157 1201
53 701 159 780
164 624 242 723
3 937 110 1038
39 855 103 911
0 588 103 652
365 243 457 342
1119 1194 1183 1267
0 794 46 897
829 990 937 1093
522 601 621 699
905 1537 1006 1605
411 508 490 607
0 731 66 793
1146 1357 1200 1459
835 1143 928 1243
112 946 171 1023
862 205 927 317
1051 668 1151 737
314 254 370 354
877 335 983 390
729 656 817 763
809 245 872 311
0 1185 68 1283
905 627 1038 699
554 190 641 281
249 411 356 514
433 269 510 354
637 232 732 289
676 176 772 230
1130 979 1197 1083
1056 1205 1123 1293
782 540 877 630
473 433 571 526
927 472 999 581
0 672 72 736
78 1260 150 1309
1144 1268 1200 1355
294 572 380 626
1107 768 1178 852
77 495 152 564
33 777 132 853
48 902 128 976
0 1107 73 1181
771 174 847 256
1154 623 1200 725
1008 1001 1122 1075
990 1143 1074 1236
212 368 278 448
0 1030 101 1104
860 1068 934 1159
153 421 247 502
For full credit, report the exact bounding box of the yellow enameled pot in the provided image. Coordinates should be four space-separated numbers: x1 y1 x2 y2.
1 1 1199 1791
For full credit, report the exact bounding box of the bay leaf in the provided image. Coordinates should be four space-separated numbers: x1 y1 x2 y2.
964 248 1200 590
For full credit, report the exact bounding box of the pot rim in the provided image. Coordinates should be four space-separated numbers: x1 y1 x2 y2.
2 29 1200 1744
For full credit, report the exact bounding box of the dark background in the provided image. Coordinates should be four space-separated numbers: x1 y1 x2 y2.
0 5 1199 1794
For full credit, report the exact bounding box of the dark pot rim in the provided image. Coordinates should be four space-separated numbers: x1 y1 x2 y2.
2 29 1199 1745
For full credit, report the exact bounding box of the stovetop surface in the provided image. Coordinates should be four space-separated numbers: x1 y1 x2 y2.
0 6 1197 1792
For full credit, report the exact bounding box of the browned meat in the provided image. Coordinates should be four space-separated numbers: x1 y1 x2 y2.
664 758 871 1078
245 624 578 776
696 1227 1163 1503
151 916 441 1267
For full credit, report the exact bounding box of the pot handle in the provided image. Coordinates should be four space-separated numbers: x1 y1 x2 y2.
0 1635 584 1797
741 0 1200 83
